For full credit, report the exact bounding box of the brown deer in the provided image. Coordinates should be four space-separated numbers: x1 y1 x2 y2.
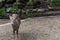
9 13 21 38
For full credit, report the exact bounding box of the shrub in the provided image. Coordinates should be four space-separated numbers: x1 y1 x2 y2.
0 8 9 19
19 9 43 19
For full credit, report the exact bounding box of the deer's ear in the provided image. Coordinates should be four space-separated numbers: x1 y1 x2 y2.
9 16 13 20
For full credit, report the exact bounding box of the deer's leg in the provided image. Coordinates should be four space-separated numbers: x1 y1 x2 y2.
16 26 19 38
12 24 15 38
16 29 18 38
12 28 15 38
12 25 15 35
13 29 15 35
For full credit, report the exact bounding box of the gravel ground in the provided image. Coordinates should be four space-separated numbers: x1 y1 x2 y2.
0 16 60 40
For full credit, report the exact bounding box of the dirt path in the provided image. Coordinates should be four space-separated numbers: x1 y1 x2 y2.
0 16 60 40
0 19 10 25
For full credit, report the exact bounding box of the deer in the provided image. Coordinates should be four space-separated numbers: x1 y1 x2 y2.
9 13 21 38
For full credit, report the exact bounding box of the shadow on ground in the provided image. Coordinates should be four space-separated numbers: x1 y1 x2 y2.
1 30 38 40
18 32 37 40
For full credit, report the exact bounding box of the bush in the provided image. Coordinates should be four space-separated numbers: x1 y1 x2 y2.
50 0 60 7
0 8 9 19
19 9 43 19
0 8 43 19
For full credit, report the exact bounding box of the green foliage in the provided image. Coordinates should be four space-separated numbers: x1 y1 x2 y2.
50 0 60 7
6 0 12 2
1 0 60 19
9 3 20 13
0 8 9 19
20 9 43 19
0 0 3 2
0 8 44 19
27 1 34 6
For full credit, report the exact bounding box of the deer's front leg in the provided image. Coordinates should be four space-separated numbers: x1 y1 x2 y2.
16 29 18 38
12 24 15 38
